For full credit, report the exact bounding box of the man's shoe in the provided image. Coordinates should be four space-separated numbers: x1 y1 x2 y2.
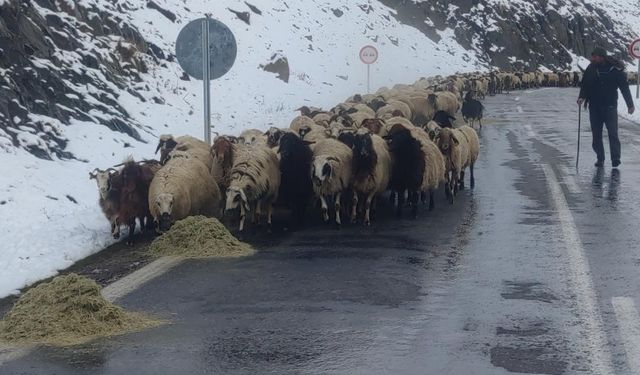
595 161 604 167
612 160 621 168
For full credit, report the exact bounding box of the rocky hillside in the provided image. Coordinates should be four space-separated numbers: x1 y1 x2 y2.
383 0 639 70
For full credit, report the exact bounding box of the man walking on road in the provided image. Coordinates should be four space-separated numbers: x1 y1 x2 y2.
578 47 635 168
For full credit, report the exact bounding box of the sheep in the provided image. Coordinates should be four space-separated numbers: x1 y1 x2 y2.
225 144 281 231
348 111 375 128
432 110 456 128
427 92 459 118
290 115 316 134
155 134 209 165
313 112 333 126
310 138 353 227
149 156 222 233
297 106 324 118
298 122 326 139
349 133 392 225
89 167 122 239
112 159 162 244
385 124 445 217
277 133 314 227
434 127 469 203
361 118 388 137
457 125 480 190
239 128 268 145
210 136 238 194
265 127 296 148
423 120 442 141
376 100 412 120
461 91 484 130
164 144 214 170
351 104 376 117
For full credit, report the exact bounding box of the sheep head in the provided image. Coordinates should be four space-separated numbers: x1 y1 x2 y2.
155 193 175 232
91 168 119 199
225 187 250 213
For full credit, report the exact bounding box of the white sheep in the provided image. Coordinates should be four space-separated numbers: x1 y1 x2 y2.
310 138 353 227
148 156 222 232
225 144 281 231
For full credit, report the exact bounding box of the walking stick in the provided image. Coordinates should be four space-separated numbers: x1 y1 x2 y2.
576 104 581 169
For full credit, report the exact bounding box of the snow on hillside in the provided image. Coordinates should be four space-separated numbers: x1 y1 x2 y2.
0 0 484 298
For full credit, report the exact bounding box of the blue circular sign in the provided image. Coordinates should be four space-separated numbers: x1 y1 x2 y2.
176 18 237 80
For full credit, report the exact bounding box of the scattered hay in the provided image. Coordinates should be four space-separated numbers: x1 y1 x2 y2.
148 216 254 258
0 274 162 346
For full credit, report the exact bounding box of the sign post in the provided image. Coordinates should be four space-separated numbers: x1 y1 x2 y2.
176 16 237 145
629 38 640 98
359 45 378 94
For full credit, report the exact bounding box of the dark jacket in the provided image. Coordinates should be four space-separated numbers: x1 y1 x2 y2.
579 59 634 109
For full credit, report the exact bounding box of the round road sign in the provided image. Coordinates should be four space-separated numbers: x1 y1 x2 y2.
630 39 640 59
360 45 378 65
176 17 237 80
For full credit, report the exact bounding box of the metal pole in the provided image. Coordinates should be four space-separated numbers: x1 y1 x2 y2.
367 64 370 94
577 105 581 169
636 60 639 99
202 17 211 145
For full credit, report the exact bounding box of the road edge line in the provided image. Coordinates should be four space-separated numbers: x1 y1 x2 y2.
542 164 614 375
612 297 640 374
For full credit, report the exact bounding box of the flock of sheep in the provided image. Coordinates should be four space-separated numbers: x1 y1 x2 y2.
89 70 582 244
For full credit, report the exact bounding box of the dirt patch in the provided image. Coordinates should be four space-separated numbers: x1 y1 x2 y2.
148 216 254 259
0 274 162 346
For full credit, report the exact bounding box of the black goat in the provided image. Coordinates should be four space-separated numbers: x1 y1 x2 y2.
461 91 484 130
385 125 425 218
277 133 314 228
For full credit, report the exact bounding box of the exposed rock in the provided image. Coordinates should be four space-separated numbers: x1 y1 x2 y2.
260 53 290 83
244 2 262 15
147 1 176 22
228 8 250 25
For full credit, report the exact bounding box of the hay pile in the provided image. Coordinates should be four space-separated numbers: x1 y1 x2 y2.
0 274 161 346
148 216 254 258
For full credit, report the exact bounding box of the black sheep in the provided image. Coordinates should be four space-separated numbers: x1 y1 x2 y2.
461 91 484 130
432 110 456 128
277 133 314 228
385 126 425 218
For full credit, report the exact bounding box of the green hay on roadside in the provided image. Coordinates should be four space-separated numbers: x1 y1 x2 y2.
0 274 162 346
148 216 254 258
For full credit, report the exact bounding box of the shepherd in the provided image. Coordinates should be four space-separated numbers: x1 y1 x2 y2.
577 47 635 168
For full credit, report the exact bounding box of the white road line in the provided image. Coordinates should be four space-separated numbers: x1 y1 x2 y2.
102 256 183 302
558 165 581 194
0 256 183 366
542 165 614 375
612 297 640 374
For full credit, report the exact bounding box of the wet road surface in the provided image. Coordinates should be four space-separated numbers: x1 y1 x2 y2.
3 88 640 374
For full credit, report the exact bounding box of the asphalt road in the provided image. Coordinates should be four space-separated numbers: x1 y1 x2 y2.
3 88 640 374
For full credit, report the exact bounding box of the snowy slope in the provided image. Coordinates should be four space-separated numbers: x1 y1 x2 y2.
0 0 483 298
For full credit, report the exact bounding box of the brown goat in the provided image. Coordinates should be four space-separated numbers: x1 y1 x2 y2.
112 159 161 245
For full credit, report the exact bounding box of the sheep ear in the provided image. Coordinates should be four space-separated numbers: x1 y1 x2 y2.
89 171 97 180
303 140 315 146
429 130 436 140
451 135 459 145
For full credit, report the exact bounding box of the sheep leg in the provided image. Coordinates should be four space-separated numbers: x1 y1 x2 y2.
266 200 274 233
459 169 465 191
239 204 246 232
335 192 342 229
396 190 405 218
410 191 419 219
364 192 375 226
470 163 475 189
253 201 262 225
112 218 120 239
351 191 358 224
429 190 436 211
126 220 136 246
320 196 329 222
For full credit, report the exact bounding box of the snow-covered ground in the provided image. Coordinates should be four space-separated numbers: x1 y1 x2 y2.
619 85 640 124
0 0 485 298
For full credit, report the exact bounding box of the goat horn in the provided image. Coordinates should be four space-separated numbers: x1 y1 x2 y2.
155 140 164 154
